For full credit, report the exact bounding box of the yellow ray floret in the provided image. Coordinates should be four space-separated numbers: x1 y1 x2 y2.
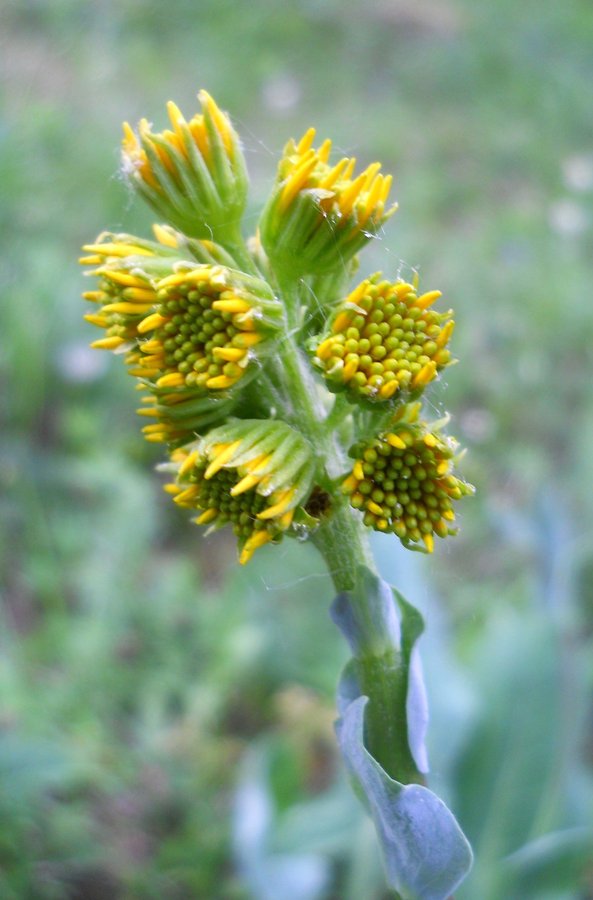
90 336 127 350
204 440 243 479
230 473 262 496
138 312 168 334
212 297 252 315
257 488 296 520
239 530 273 565
195 508 219 525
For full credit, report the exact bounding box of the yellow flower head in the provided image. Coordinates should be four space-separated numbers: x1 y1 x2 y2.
80 230 180 352
131 266 283 393
314 274 454 403
260 128 397 274
166 420 316 563
121 90 248 238
342 405 473 552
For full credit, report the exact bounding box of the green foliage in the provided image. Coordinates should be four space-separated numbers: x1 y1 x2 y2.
2 0 593 896
452 607 593 899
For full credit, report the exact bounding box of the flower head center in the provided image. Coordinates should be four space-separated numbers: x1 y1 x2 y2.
138 270 260 391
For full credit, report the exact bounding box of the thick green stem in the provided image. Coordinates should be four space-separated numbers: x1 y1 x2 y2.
312 495 375 592
272 272 422 787
314 506 420 783
215 223 260 277
324 393 353 434
314 506 423 786
271 274 332 448
359 650 422 786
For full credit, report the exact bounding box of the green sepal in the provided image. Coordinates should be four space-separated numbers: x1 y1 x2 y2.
290 505 321 530
201 99 248 213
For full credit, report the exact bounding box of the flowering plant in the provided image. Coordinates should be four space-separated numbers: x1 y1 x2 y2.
81 90 474 899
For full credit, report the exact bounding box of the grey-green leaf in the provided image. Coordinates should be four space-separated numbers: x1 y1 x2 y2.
337 696 473 900
331 566 429 776
394 589 429 776
331 566 401 659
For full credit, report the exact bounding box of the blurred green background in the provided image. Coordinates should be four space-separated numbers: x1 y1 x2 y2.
2 0 593 897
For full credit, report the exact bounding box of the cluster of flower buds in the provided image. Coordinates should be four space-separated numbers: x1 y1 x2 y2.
82 90 473 562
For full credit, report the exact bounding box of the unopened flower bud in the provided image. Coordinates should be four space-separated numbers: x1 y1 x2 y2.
136 389 236 448
259 129 397 275
121 91 248 239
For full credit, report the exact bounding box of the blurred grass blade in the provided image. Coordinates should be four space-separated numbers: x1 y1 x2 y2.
501 827 593 895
